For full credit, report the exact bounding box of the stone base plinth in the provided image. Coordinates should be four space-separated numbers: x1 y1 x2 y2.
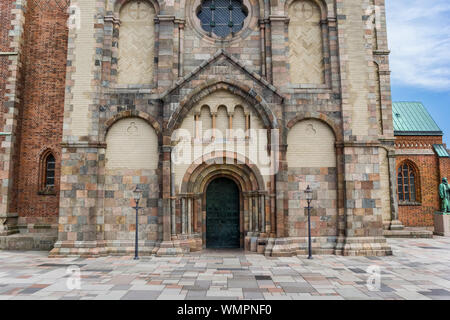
155 241 184 256
389 220 404 230
263 236 392 257
49 241 107 258
384 227 433 238
0 212 19 236
0 233 57 250
264 236 338 257
434 212 450 236
335 237 393 256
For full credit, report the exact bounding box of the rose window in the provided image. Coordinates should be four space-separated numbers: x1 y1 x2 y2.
196 0 249 38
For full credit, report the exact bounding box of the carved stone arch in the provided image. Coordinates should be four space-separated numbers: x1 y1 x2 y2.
167 80 279 134
180 151 266 194
284 0 327 19
112 0 160 15
286 113 342 143
104 110 162 143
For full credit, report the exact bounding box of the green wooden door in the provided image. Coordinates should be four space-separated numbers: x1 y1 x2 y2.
206 178 240 248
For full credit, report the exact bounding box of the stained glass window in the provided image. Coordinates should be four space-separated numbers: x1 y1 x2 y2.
197 0 248 38
397 162 417 203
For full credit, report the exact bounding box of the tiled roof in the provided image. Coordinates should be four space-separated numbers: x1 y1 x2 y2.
433 144 450 158
392 102 443 136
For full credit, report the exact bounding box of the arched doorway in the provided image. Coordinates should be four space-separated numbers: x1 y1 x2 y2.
206 178 240 248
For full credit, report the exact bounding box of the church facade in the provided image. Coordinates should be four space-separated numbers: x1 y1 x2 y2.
0 0 401 257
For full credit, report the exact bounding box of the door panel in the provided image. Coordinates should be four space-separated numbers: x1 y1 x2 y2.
206 178 240 248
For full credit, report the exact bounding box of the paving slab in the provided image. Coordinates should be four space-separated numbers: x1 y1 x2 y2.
0 238 450 300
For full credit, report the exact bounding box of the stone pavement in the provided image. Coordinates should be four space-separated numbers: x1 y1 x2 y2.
0 238 449 300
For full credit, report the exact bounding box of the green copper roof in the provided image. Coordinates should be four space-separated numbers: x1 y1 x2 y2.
433 144 450 158
392 102 443 136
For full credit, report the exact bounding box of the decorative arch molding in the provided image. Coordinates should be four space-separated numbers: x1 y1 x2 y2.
167 80 279 134
286 113 342 142
180 151 266 194
104 110 162 141
284 0 328 20
111 0 160 15
38 148 57 194
396 159 421 178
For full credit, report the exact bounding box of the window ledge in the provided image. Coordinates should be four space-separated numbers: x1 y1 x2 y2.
38 188 56 196
399 202 422 206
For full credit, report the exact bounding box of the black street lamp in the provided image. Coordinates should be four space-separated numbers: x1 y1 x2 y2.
305 185 313 260
133 186 143 260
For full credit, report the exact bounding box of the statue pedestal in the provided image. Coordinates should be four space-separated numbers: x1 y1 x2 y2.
434 212 450 237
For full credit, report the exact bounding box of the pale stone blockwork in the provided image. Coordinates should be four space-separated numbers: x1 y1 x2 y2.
288 0 324 84
117 1 155 85
69 0 97 138
287 119 336 168
105 118 159 170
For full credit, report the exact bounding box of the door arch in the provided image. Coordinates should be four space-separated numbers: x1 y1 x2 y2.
206 177 240 248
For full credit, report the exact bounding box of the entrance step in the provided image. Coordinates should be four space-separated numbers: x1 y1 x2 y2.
384 227 433 239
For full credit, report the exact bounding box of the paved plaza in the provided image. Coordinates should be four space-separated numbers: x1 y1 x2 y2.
0 238 449 300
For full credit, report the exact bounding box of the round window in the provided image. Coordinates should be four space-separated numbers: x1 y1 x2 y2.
196 0 249 38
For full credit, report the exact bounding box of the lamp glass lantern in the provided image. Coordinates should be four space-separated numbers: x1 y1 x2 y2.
133 186 143 203
305 185 313 201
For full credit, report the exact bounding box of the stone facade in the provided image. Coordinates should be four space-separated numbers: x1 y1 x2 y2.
0 0 403 257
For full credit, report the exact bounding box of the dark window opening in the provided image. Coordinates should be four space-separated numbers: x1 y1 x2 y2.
197 0 248 38
397 162 418 203
45 154 56 188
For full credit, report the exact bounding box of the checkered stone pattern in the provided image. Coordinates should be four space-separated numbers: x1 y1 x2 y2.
288 167 338 238
103 168 161 251
0 238 450 300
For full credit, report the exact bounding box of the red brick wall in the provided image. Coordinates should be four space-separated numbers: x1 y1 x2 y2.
395 135 443 227
13 1 68 225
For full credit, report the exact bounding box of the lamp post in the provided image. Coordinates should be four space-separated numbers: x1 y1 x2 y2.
305 185 313 260
133 186 143 260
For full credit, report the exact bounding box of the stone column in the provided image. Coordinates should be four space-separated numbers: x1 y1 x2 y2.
388 151 403 230
268 15 289 89
181 197 186 235
253 193 259 233
156 15 176 90
0 1 28 238
243 193 250 234
187 196 193 235
259 20 267 77
275 144 288 238
247 194 253 232
260 193 266 234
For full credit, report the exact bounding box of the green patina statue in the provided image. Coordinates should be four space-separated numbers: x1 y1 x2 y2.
439 177 450 213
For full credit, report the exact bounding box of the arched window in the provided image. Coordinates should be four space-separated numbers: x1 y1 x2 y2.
45 154 56 188
397 162 418 203
39 151 56 195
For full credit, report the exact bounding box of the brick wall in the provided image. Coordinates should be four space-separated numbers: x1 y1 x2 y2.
395 135 443 227
13 1 68 227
